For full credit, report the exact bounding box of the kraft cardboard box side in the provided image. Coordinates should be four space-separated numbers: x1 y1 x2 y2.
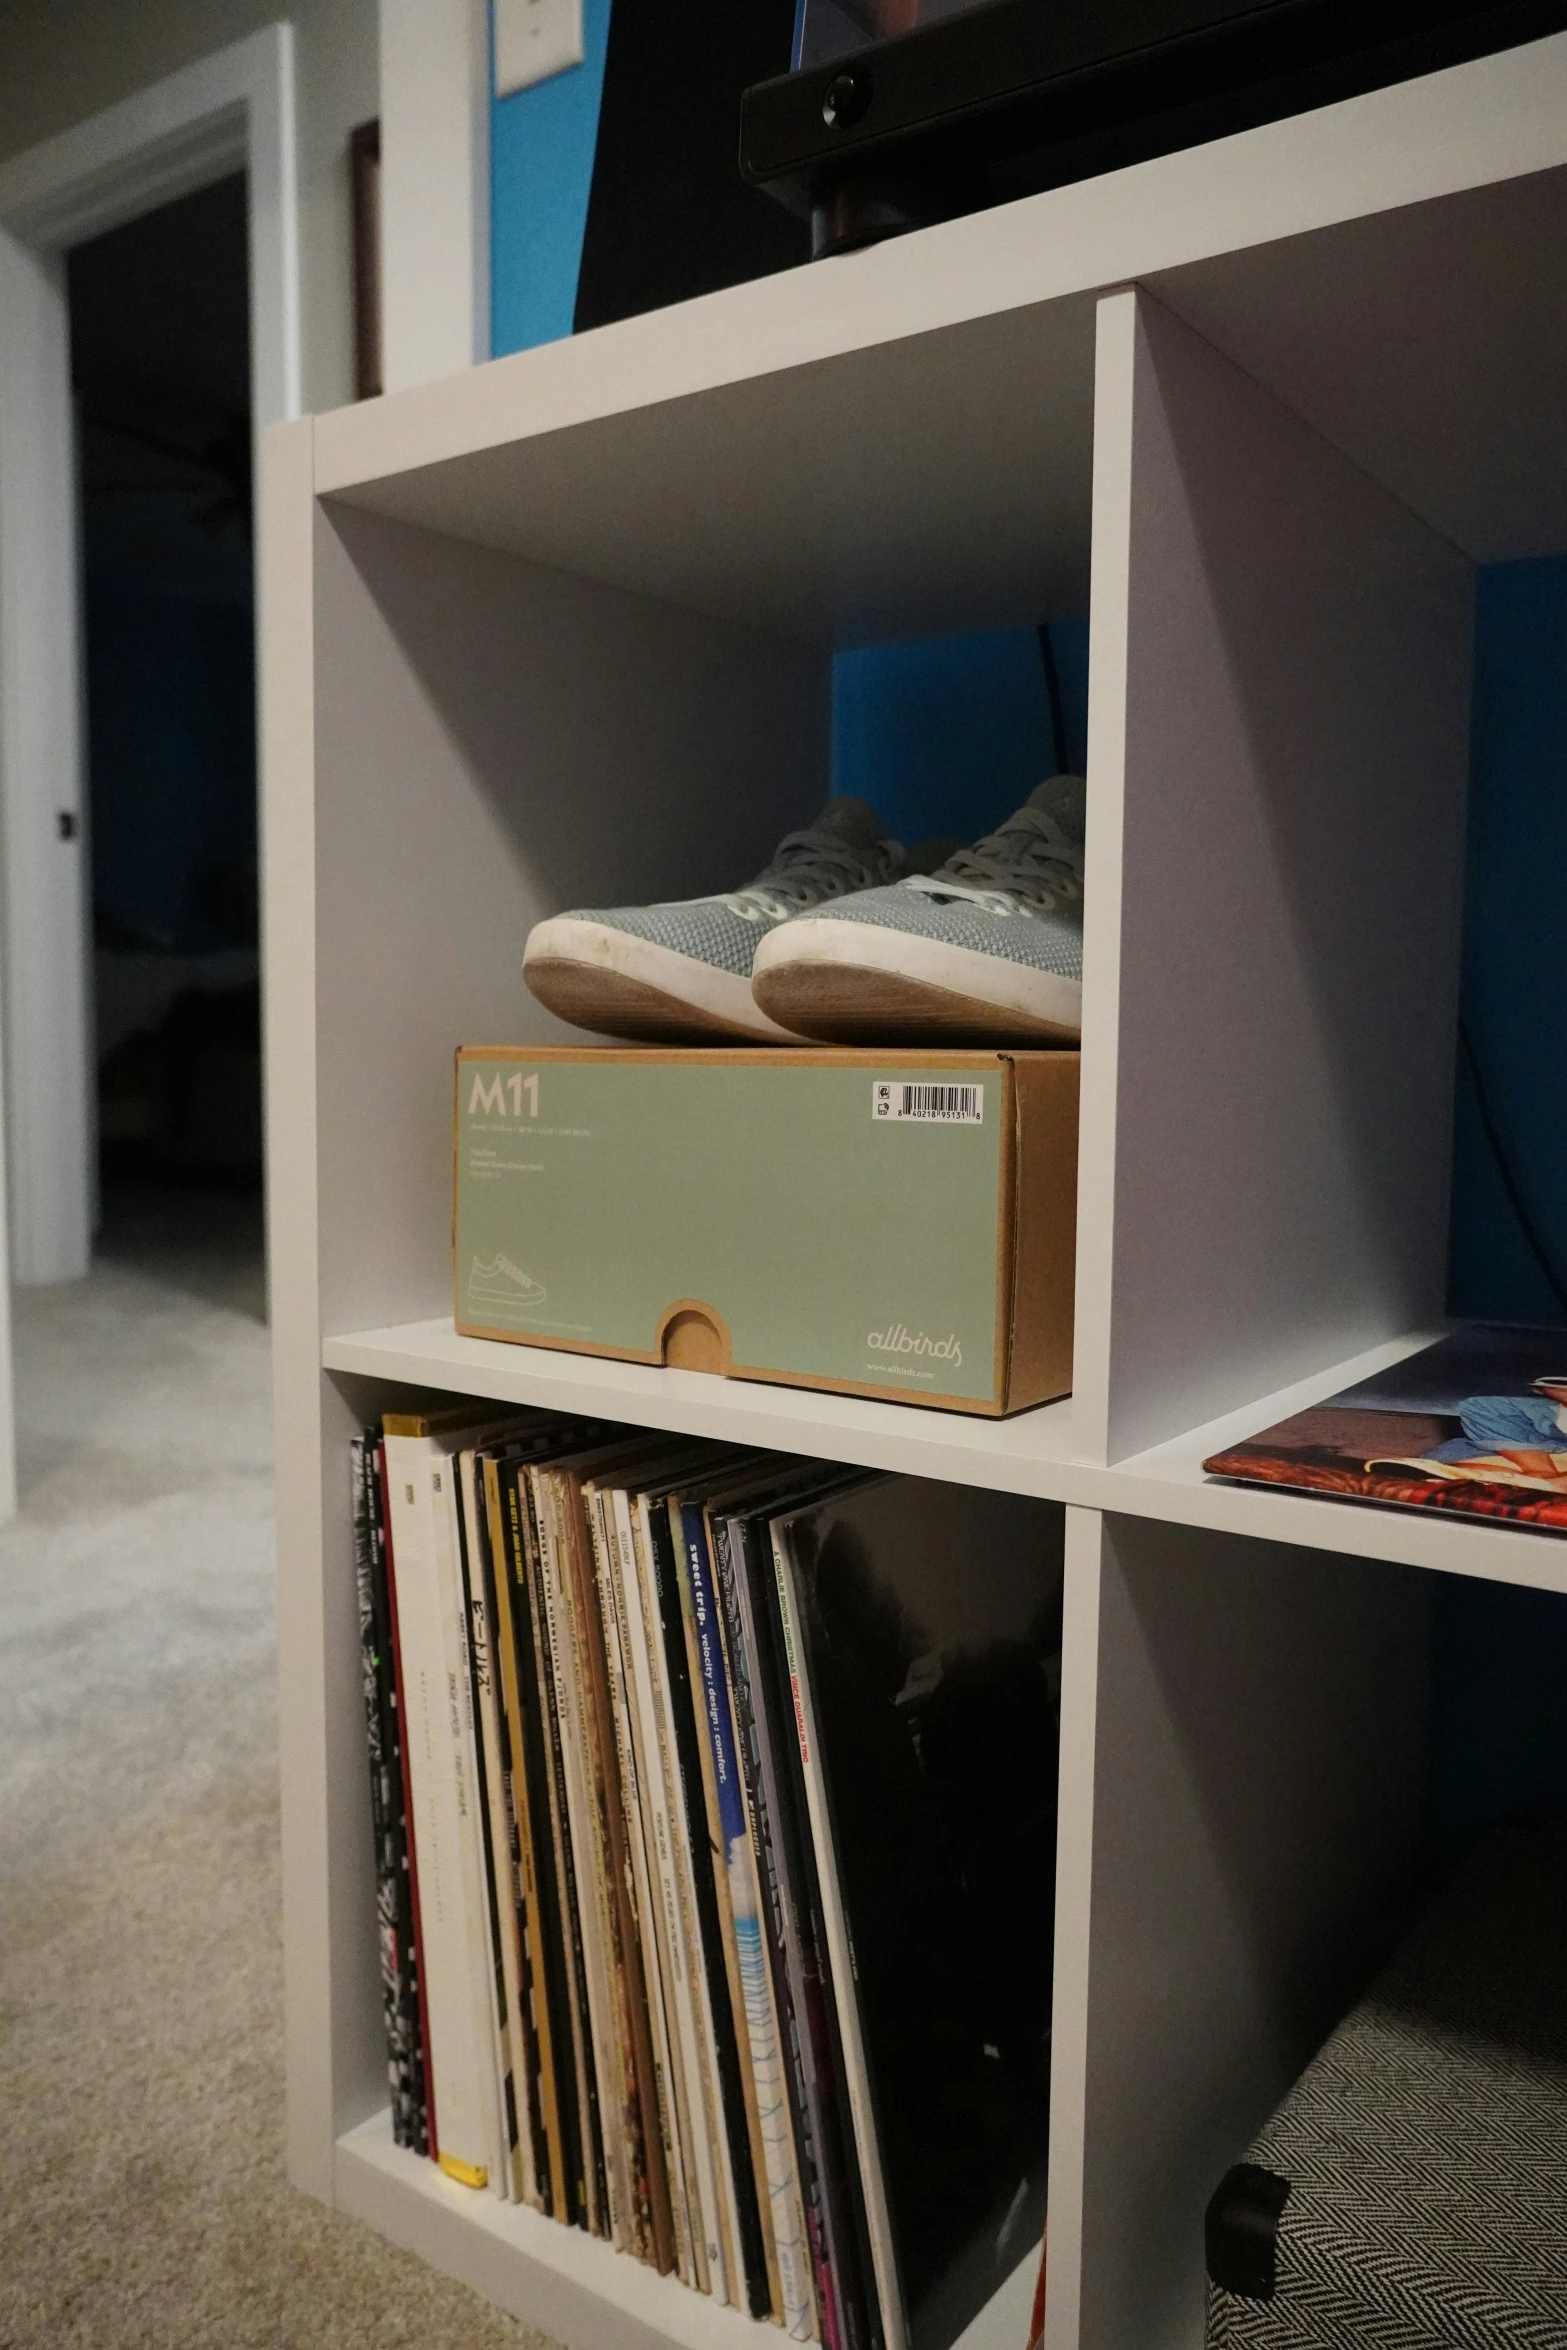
453 1046 1078 1417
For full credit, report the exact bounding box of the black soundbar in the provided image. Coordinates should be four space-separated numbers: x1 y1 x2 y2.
741 0 1567 255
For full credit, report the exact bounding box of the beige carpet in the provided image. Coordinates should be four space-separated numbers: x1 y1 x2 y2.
0 1193 560 2350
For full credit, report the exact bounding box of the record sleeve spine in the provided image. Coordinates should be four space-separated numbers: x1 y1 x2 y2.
484 1451 559 2214
353 1436 414 2141
650 1491 766 2313
614 1482 717 2296
587 1483 682 2275
383 1429 494 2187
463 1447 536 2206
433 1451 513 2199
511 1460 596 2229
534 1467 623 2242
637 1489 741 2305
376 1439 433 2158
715 1507 835 2346
687 1503 812 2337
678 1503 785 2323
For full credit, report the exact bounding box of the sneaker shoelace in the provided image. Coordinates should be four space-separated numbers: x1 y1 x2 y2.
718 827 904 925
905 800 1083 919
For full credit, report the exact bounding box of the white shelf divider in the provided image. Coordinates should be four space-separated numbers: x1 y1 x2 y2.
1077 287 1472 1466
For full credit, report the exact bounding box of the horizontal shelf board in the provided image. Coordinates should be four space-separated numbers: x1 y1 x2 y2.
324 291 1100 644
1112 1331 1567 1597
304 36 1567 638
322 1317 1085 1493
325 1320 1567 1594
336 2112 1037 2350
335 2112 771 2350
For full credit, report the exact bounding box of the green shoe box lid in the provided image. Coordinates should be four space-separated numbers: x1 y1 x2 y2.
454 1045 1078 1417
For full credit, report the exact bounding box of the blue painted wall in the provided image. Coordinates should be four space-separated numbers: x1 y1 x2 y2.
826 567 1567 1324
490 0 613 355
1432 554 1567 1876
1449 553 1567 1323
1430 1574 1567 1870
830 621 1089 848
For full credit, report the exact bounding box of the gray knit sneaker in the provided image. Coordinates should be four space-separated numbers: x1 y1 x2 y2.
750 777 1084 1045
523 798 907 1043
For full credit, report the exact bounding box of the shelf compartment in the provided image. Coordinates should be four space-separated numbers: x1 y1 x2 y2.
1077 287 1473 1466
336 2111 1039 2350
1045 1512 1434 2350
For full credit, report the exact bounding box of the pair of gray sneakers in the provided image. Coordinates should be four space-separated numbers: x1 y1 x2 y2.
523 777 1085 1047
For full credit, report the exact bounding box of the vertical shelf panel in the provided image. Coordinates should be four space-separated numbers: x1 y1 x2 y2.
1040 1508 1108 2350
1076 287 1474 1465
1063 1514 1431 2350
263 415 386 2198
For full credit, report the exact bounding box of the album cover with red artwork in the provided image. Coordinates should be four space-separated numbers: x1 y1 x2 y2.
1203 1324 1567 1534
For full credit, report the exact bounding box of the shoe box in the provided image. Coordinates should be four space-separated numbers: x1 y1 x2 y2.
454 1044 1078 1415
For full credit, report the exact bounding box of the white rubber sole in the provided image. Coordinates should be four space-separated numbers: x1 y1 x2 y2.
750 915 1083 1044
524 914 805 1044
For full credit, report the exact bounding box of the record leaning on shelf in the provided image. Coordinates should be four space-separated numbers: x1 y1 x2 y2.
771 1476 1065 2350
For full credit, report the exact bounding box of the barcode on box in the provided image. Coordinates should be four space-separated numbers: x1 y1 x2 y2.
872 1081 984 1124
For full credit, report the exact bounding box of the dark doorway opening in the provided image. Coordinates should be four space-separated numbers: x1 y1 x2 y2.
69 174 263 1279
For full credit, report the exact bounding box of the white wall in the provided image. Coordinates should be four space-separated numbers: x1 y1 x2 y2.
378 0 490 391
0 0 378 416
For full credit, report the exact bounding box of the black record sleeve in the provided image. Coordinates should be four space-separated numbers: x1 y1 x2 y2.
734 1484 883 2350
779 1478 1064 2350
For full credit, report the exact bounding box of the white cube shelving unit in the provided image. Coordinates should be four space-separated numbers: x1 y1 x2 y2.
265 33 1567 2350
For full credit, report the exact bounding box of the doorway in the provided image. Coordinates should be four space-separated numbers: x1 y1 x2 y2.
71 174 264 1287
0 27 298 1512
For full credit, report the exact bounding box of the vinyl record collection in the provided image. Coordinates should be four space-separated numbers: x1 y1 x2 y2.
352 1406 1063 2350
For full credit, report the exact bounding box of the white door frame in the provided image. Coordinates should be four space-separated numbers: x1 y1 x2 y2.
0 23 300 1330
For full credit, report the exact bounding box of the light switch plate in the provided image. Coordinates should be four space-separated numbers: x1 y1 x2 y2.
494 0 585 95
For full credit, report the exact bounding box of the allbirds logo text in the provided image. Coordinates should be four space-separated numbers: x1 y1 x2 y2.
867 1324 962 1368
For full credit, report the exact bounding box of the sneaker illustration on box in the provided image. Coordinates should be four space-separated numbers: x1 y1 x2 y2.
522 797 909 1044
751 775 1085 1045
467 1253 547 1313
